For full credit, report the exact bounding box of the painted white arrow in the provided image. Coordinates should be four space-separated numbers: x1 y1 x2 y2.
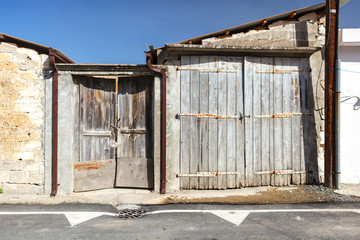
209 210 250 226
146 210 250 226
64 212 112 227
0 208 359 228
0 211 116 227
147 208 360 227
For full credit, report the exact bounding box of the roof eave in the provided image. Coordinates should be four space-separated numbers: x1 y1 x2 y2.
0 33 74 63
173 2 326 45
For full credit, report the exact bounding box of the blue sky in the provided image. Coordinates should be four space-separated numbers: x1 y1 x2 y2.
1 0 358 64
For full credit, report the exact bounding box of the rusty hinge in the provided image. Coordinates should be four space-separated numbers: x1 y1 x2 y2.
177 66 237 73
254 112 312 118
176 172 238 177
255 170 312 175
175 113 250 120
176 112 309 120
256 68 312 74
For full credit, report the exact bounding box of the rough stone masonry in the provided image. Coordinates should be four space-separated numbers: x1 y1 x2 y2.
0 42 49 194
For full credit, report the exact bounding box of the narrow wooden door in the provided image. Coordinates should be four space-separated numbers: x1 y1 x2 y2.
116 77 154 188
179 56 245 190
74 77 117 192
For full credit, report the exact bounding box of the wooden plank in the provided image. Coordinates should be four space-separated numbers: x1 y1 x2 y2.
208 56 218 189
291 58 301 185
73 79 80 163
235 57 245 188
268 58 275 186
299 58 310 184
83 130 112 136
282 58 293 186
261 57 271 186
79 80 85 162
244 57 254 187
273 58 285 186
180 56 191 189
199 55 209 189
217 56 228 189
189 55 200 189
74 159 115 192
116 158 154 188
94 137 102 160
253 57 262 186
226 56 237 189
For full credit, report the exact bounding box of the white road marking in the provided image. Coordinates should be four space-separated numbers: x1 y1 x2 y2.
0 212 117 227
147 208 360 226
0 208 359 227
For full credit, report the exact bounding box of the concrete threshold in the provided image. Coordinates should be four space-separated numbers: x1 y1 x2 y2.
0 185 359 206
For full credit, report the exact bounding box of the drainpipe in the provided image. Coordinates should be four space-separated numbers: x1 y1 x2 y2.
334 59 341 189
49 49 58 196
145 52 167 194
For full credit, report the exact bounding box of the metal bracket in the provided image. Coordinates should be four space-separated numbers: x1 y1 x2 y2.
255 170 312 175
110 125 119 131
176 172 238 177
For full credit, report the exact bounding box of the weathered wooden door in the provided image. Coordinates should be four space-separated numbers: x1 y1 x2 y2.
74 77 117 192
179 56 245 190
243 57 312 187
179 55 313 189
116 78 154 188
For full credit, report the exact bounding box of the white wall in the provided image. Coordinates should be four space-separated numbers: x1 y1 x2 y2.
339 29 360 184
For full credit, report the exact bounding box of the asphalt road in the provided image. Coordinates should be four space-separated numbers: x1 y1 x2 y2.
1 203 360 240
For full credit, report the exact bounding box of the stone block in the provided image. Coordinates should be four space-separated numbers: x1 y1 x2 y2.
4 143 14 153
298 12 318 23
3 113 29 127
0 160 23 171
0 42 17 52
0 53 12 63
10 170 30 183
318 25 325 35
16 152 34 161
0 183 44 194
268 20 289 29
0 170 10 182
6 71 20 80
20 72 35 80
29 172 44 184
5 63 19 70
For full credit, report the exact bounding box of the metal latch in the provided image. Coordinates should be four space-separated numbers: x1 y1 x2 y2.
239 113 250 121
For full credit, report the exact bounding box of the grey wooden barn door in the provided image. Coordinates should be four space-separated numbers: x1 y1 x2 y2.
74 77 117 192
116 78 154 188
179 56 245 190
244 57 311 186
179 55 312 189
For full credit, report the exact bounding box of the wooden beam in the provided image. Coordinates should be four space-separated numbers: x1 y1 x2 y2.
288 12 297 19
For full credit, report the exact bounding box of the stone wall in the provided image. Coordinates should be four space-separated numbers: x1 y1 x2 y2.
202 13 326 49
0 42 48 194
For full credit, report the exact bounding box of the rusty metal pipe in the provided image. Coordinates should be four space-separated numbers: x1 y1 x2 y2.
334 59 341 189
324 0 339 188
145 52 167 194
49 49 58 196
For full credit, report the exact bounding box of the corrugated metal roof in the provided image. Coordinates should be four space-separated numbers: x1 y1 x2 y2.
0 33 74 63
174 2 326 45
